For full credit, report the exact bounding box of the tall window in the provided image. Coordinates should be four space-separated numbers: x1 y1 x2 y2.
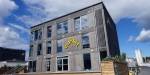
34 29 42 41
29 61 36 72
82 34 90 48
75 15 88 31
29 45 33 57
34 30 38 41
37 43 42 55
38 29 42 40
83 53 91 70
31 32 34 42
57 39 63 53
47 26 52 38
46 58 51 71
29 61 33 72
57 21 68 35
47 41 51 54
57 56 68 71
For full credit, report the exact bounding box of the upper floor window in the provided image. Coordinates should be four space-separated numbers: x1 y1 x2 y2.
29 45 33 57
31 32 34 42
47 41 51 54
46 58 51 71
37 43 42 55
57 21 68 35
82 33 90 48
57 56 68 71
38 29 42 40
57 39 63 53
75 15 88 31
33 29 42 41
47 26 52 38
34 30 38 41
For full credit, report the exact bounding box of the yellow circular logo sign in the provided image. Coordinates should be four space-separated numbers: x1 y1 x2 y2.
64 37 80 49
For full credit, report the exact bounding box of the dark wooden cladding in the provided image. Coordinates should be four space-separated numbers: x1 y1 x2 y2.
0 47 25 62
95 9 106 48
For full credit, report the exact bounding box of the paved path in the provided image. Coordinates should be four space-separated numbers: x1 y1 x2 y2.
139 66 150 75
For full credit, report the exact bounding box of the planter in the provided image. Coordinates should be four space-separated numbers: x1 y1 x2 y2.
101 61 129 75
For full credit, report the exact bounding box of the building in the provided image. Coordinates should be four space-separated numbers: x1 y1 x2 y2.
143 57 150 63
0 47 25 62
135 49 150 67
0 47 27 74
29 2 120 73
135 49 144 66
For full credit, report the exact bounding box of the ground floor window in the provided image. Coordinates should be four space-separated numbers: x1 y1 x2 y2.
29 61 36 72
57 56 68 71
46 58 51 71
83 53 91 70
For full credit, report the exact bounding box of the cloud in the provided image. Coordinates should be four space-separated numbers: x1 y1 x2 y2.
20 0 150 34
0 0 29 50
15 15 44 27
104 0 150 29
0 0 18 22
9 23 29 33
128 36 135 42
0 25 28 50
21 0 100 26
135 29 150 42
102 0 150 43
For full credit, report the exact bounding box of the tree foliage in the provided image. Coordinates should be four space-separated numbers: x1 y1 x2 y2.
103 53 126 62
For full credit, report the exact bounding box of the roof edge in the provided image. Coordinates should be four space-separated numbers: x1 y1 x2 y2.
0 47 25 51
31 2 103 28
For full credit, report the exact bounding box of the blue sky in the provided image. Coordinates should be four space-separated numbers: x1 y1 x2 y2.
0 0 150 58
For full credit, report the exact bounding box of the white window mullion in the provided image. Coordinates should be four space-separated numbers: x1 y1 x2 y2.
62 58 64 71
62 59 63 71
80 17 82 30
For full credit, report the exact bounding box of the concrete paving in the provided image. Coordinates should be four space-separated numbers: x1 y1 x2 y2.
139 66 150 75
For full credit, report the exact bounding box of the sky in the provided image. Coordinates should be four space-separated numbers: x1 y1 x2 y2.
0 0 150 58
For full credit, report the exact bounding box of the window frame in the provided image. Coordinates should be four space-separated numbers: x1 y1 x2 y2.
82 33 90 49
34 30 38 41
29 45 33 57
83 53 92 70
56 56 69 71
57 21 68 35
45 58 51 71
37 43 42 55
29 61 36 72
57 39 63 53
33 29 42 41
31 32 34 42
46 41 51 54
74 15 88 31
38 29 42 40
47 26 52 38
